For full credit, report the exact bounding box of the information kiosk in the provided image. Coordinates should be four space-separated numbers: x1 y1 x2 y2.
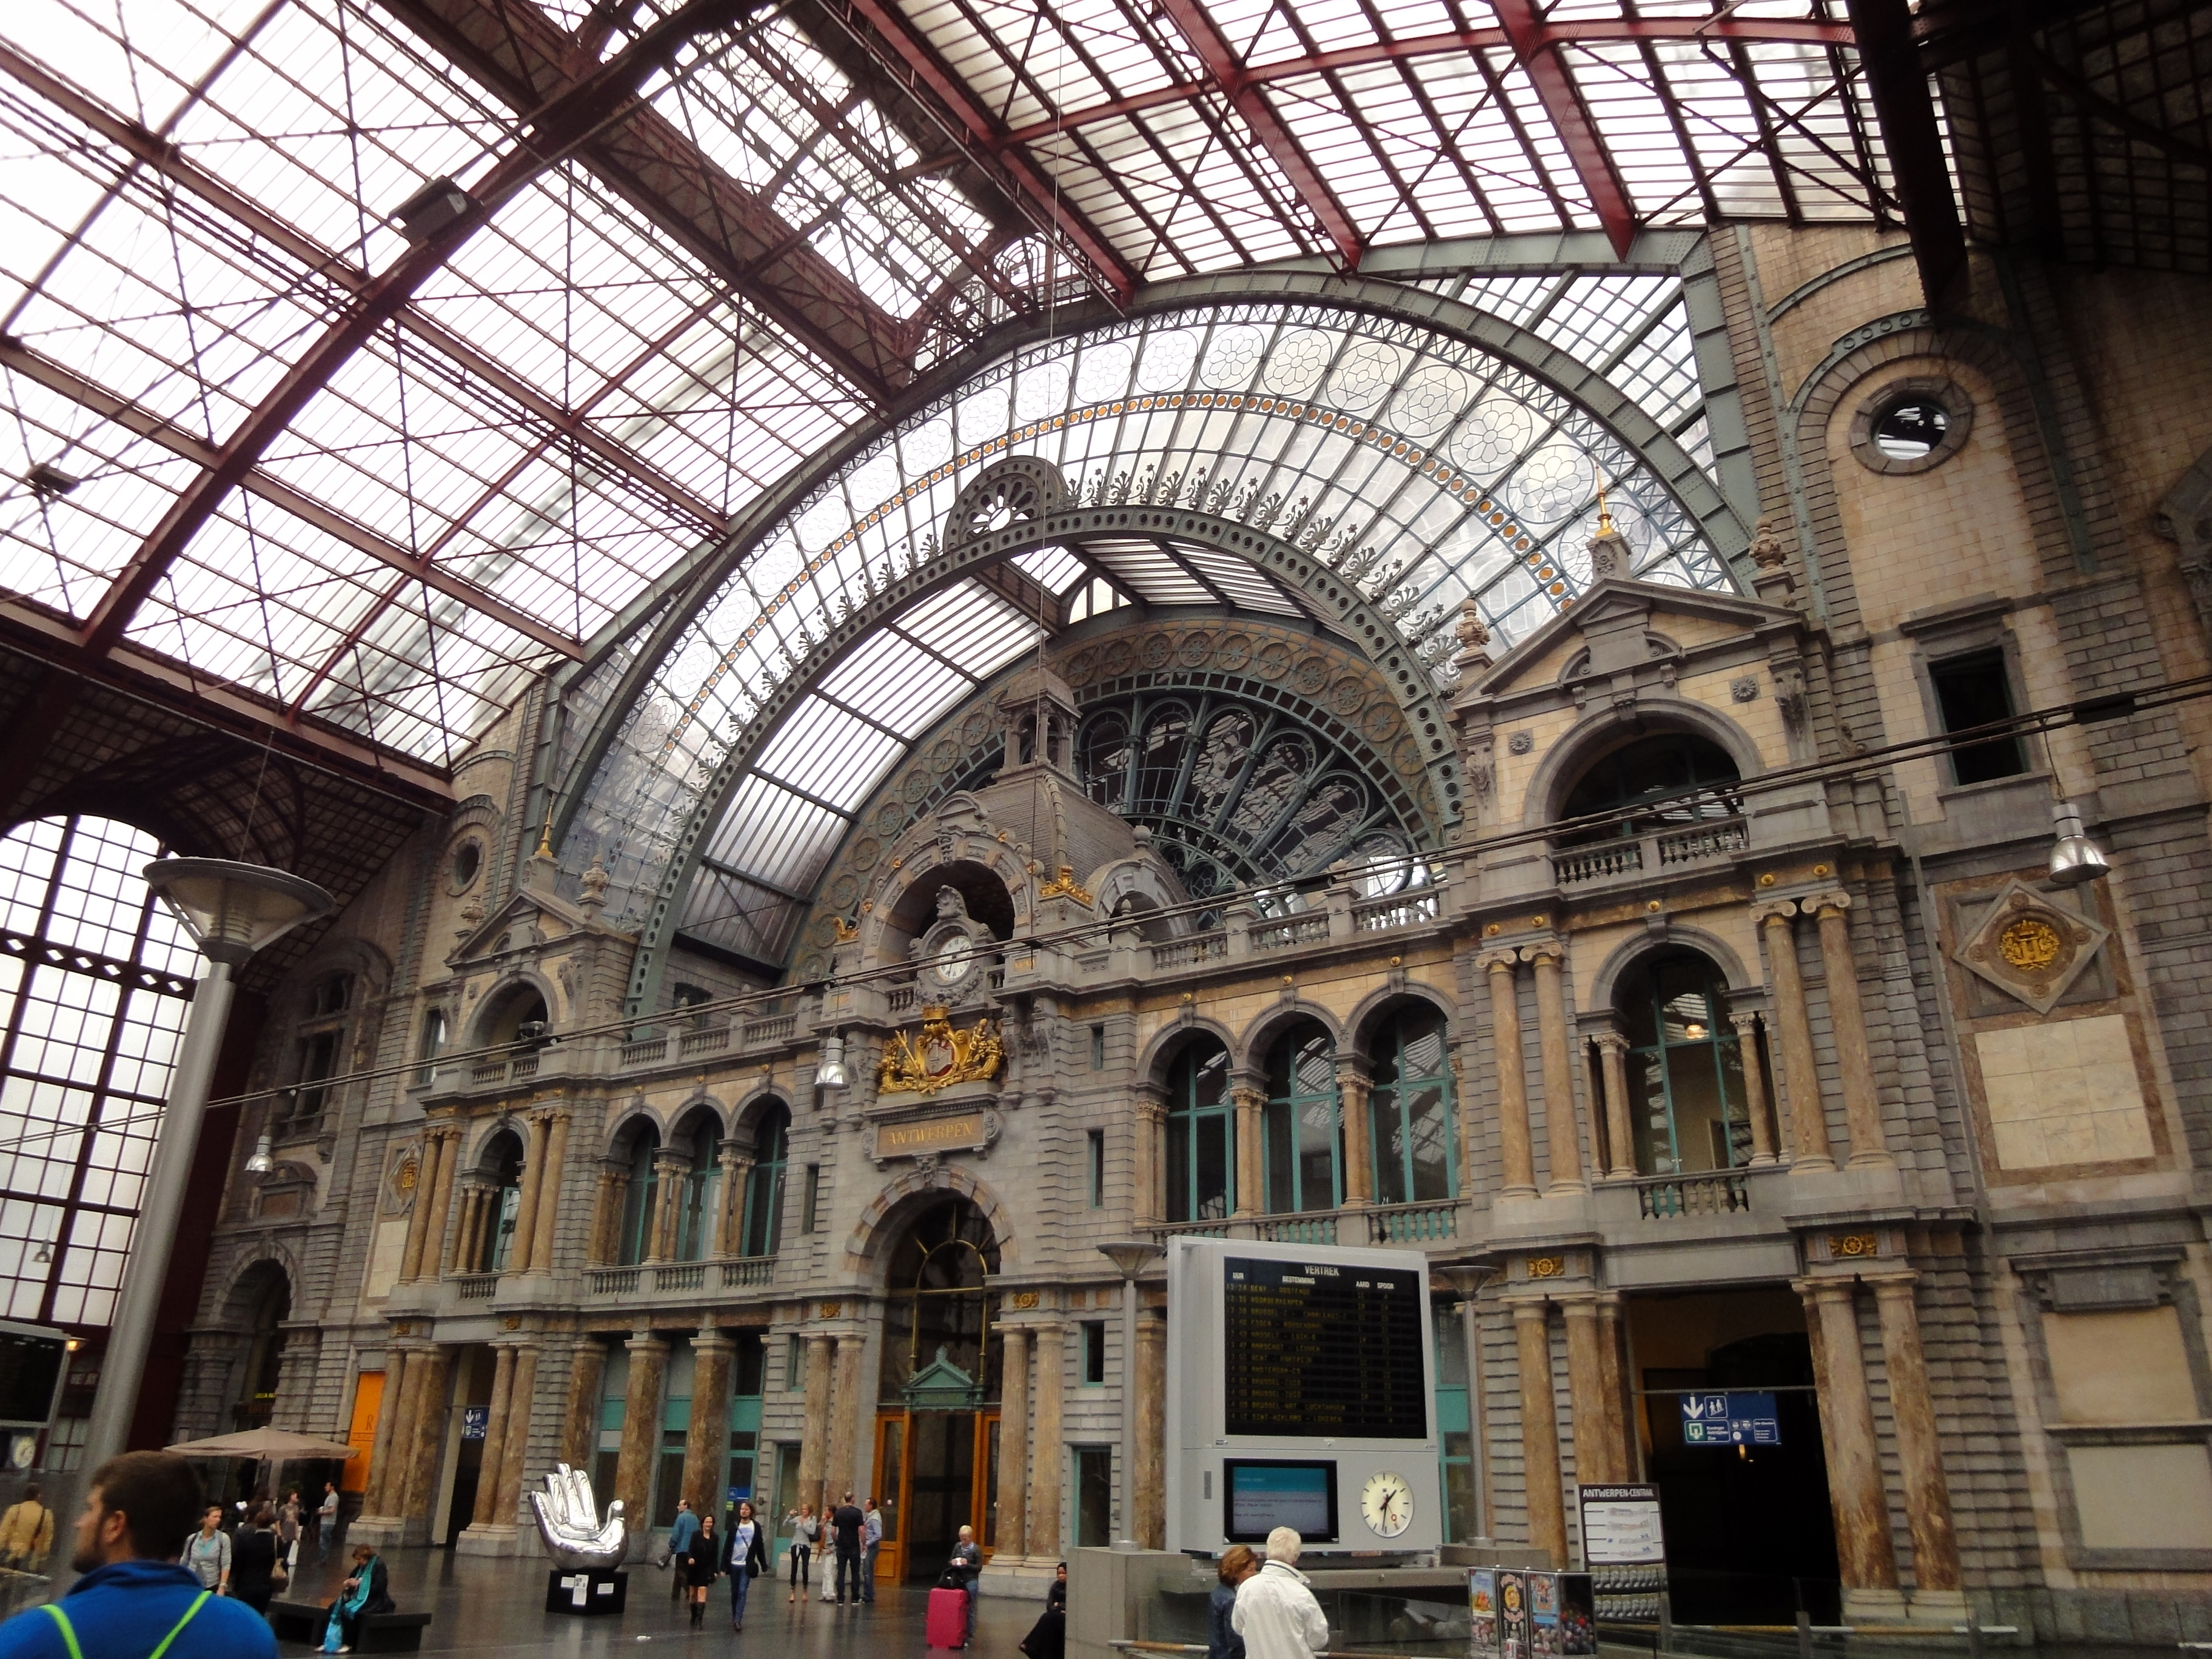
1165 1236 1442 1555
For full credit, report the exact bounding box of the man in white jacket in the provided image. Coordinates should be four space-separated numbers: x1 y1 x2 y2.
1231 1528 1330 1659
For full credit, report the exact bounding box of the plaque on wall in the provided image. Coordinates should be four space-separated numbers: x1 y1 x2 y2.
1952 879 2110 1016
870 1107 1002 1167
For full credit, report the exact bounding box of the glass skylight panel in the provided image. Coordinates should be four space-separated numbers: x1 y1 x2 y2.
1086 545 1214 606
703 774 849 892
1175 545 1302 615
1013 546 1088 594
754 697 903 814
819 631 971 736
893 582 1042 677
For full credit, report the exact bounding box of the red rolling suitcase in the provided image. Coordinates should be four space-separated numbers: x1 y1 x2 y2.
927 1585 970 1649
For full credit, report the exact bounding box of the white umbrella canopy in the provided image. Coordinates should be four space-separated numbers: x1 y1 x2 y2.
165 1428 357 1461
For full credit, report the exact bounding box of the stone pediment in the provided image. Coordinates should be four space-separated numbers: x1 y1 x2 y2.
1461 575 1801 707
447 883 615 966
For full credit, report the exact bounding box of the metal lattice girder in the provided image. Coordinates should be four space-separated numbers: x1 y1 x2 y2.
1490 0 1638 259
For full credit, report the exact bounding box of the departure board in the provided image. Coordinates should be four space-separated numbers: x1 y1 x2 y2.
1222 1255 1427 1439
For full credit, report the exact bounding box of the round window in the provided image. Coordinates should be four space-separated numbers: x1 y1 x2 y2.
449 839 482 891
1848 375 1972 475
1871 397 1948 460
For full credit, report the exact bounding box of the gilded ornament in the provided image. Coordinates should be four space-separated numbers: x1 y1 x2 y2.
819 1301 842 1319
1037 865 1096 906
1527 1255 1564 1279
396 1158 419 1193
1008 1290 1041 1310
831 916 859 943
1998 916 2062 971
877 1006 1006 1095
1830 1232 1879 1259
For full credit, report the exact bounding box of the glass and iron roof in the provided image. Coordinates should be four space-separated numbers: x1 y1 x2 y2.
1 0 1899 776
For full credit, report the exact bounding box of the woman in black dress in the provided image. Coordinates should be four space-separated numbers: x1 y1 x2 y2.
230 1505 280 1614
683 1510 720 1627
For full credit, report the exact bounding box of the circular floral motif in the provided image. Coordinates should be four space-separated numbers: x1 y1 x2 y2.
1136 329 1201 392
930 737 959 773
1175 632 1213 668
1392 735 1423 775
1330 675 1367 717
875 802 905 836
1141 632 1174 669
1101 638 1136 678
901 768 933 803
1294 655 1329 693
1253 642 1293 681
1262 330 1334 397
1076 342 1132 402
1450 394 1537 481
827 872 860 908
1507 441 1597 526
1218 634 1253 672
1065 647 1098 685
849 835 882 871
1361 702 1401 743
961 711 992 747
1325 339 1407 414
1387 362 1471 437
1202 325 1267 389
795 951 826 982
1999 916 2063 971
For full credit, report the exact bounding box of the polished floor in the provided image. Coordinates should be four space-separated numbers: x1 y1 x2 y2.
269 1547 1035 1657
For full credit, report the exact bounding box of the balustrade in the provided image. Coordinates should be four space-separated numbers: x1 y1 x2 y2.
1552 817 1748 886
1634 1171 1751 1218
452 1272 497 1301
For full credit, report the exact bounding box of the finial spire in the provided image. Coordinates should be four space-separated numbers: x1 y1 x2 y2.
535 800 555 861
1595 476 1614 535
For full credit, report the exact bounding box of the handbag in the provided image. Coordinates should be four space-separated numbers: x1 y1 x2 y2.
652 1540 674 1570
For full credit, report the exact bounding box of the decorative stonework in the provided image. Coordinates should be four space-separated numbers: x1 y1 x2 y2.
1954 880 2110 1015
877 1007 1005 1094
1829 1232 1881 1260
870 1106 1004 1165
1527 1255 1564 1279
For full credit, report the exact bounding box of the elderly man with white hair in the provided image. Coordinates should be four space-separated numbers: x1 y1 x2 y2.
1231 1527 1331 1659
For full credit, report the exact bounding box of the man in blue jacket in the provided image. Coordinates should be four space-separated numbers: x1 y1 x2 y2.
0 1450 278 1659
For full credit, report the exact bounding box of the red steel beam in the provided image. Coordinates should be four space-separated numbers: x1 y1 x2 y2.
1490 0 1638 258
77 0 753 659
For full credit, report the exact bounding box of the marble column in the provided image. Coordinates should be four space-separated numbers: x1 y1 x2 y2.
1530 946 1586 1193
418 1128 460 1281
714 1148 751 1256
1562 1299 1617 1484
1513 1302 1566 1565
528 1110 571 1272
1026 1324 1065 1558
586 1168 617 1267
1336 1060 1373 1208
363 1348 412 1517
799 1333 834 1510
472 1345 518 1526
1593 1033 1635 1179
443 1178 480 1278
829 1333 867 1501
1231 1085 1264 1218
1758 902 1832 1169
510 1113 553 1275
1484 953 1537 1196
1800 1279 1899 1596
1811 894 1892 1168
1729 1011 1780 1165
494 1343 540 1526
1597 1298 1631 1483
377 1347 431 1520
995 1327 1031 1559
614 1330 668 1543
1133 1094 1165 1226
1136 1305 1167 1549
398 1133 445 1282
595 1168 632 1265
397 1346 452 1532
683 1330 734 1518
1872 1276 1960 1595
563 1338 608 1467
1454 1293 1490 1538
648 1151 688 1264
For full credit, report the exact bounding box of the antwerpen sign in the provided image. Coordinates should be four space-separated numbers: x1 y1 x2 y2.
871 1105 1002 1168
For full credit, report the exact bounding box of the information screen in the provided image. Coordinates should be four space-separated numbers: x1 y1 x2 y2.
1224 1460 1337 1543
1222 1255 1427 1439
0 1334 64 1426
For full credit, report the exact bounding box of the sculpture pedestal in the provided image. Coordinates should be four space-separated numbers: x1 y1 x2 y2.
544 1568 627 1615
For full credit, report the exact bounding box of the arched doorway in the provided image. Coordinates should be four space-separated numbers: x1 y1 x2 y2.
874 1198 1000 1583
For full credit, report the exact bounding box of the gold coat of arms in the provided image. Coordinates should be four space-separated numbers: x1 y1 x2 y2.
877 1005 1004 1095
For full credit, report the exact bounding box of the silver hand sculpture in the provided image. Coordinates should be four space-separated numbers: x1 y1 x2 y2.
530 1462 627 1569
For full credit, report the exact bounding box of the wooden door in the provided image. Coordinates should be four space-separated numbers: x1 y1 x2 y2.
873 1412 910 1585
974 1412 1000 1562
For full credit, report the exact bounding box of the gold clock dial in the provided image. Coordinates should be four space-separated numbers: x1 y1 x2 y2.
1359 1471 1413 1539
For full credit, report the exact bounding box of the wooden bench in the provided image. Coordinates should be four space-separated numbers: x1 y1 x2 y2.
268 1598 433 1652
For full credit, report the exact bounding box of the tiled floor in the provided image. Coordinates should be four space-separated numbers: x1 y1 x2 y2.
267 1549 1033 1657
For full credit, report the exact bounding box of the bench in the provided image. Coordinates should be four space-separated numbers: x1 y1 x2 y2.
268 1598 434 1652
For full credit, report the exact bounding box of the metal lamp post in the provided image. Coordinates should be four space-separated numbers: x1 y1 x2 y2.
1098 1238 1164 1549
79 859 333 1475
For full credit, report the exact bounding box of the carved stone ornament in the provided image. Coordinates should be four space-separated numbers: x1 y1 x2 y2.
1507 730 1534 756
877 1006 1006 1095
1730 675 1760 703
1953 878 2110 1016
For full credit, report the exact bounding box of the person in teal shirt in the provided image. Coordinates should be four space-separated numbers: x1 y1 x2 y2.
0 1450 276 1659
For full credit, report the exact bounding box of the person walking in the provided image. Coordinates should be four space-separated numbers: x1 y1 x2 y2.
0 1485 52 1571
314 1482 338 1563
229 1507 279 1614
1232 1529 1329 1659
860 1499 882 1604
1207 1546 1258 1659
179 1506 230 1597
680 1510 719 1628
722 1500 768 1632
784 1503 817 1602
947 1523 982 1649
666 1497 700 1603
0 1450 276 1658
828 1492 865 1605
275 1490 300 1580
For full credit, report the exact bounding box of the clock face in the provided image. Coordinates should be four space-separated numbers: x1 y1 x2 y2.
1359 1471 1413 1539
932 933 974 984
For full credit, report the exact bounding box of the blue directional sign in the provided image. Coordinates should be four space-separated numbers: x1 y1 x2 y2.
461 1406 489 1441
1679 1390 1780 1447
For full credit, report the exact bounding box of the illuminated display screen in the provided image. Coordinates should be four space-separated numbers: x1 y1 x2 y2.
1222 1255 1427 1440
1224 1460 1337 1543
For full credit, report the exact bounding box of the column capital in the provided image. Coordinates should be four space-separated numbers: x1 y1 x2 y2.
1507 1296 1553 1322
1793 1275 1860 1309
1863 1269 1922 1296
1132 1081 1168 1108
691 1327 737 1354
1590 1030 1632 1057
1229 1085 1267 1113
1478 947 1522 974
625 1329 669 1355
1753 897 1802 928
1333 1056 1372 1089
1727 1010 1763 1036
1523 940 1566 968
1806 888 1852 919
651 1148 689 1175
1136 1096 1167 1125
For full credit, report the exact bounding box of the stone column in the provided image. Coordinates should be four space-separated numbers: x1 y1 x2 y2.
363 1348 412 1517
1561 1299 1617 1484
1758 902 1832 1169
1026 1324 1065 1558
1729 1011 1780 1165
377 1347 431 1520
1454 1292 1490 1537
829 1333 867 1500
509 1113 552 1274
397 1346 452 1530
1133 1094 1165 1225
586 1167 617 1267
799 1332 834 1510
1593 1033 1635 1179
459 1182 490 1274
1530 946 1585 1193
1336 1060 1373 1208
528 1110 571 1272
714 1148 751 1256
648 1151 688 1264
493 1343 540 1525
1871 1276 1960 1597
684 1330 734 1517
593 1167 631 1265
398 1133 445 1282
443 1179 479 1278
1231 1085 1264 1217
1484 952 1537 1196
1136 1305 1167 1549
418 1128 461 1281
614 1330 668 1543
996 1327 1031 1559
1800 1279 1899 1597
1810 893 1892 1168
1513 1302 1566 1565
472 1344 518 1525
563 1338 608 1467
1598 1298 1631 1482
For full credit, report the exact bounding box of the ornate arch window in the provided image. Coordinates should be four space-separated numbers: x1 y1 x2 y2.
1557 734 1742 846
1264 1022 1341 1215
741 1104 791 1258
480 1131 526 1272
617 1129 661 1267
675 1125 724 1263
1369 1005 1458 1205
877 1199 1000 1403
415 1008 447 1087
1165 1039 1235 1223
1620 953 1752 1177
289 972 354 1133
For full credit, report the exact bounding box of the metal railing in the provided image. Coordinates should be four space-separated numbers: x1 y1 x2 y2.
1637 1171 1751 1218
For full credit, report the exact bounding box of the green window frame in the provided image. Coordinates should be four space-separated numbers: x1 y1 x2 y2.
675 1129 722 1262
1263 1021 1341 1214
1623 954 1752 1176
1164 1039 1234 1222
618 1134 659 1266
1369 1005 1459 1204
742 1104 790 1257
